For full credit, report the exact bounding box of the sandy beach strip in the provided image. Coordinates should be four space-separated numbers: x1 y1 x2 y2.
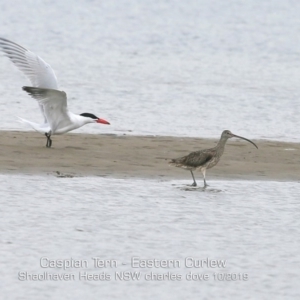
0 130 299 182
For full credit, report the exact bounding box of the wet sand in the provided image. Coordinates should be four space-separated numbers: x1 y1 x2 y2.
0 130 299 182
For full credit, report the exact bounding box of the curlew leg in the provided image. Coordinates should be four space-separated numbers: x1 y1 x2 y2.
202 169 208 188
190 170 197 186
45 133 52 148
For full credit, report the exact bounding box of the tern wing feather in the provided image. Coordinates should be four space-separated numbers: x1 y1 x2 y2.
0 38 58 89
22 86 71 133
0 37 58 123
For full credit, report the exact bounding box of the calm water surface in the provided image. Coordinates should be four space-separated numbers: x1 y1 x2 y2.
1 174 300 299
0 0 300 141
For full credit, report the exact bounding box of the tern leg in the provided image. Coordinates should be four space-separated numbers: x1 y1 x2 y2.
45 133 52 148
190 170 197 186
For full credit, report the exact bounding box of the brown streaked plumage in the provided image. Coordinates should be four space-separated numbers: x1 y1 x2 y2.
169 130 258 188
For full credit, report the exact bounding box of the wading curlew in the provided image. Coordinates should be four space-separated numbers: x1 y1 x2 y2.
169 130 258 188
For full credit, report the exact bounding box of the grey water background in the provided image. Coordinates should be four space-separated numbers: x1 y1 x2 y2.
1 0 300 299
0 0 300 141
1 175 300 300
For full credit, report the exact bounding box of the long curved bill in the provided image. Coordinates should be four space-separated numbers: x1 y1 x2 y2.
231 134 258 149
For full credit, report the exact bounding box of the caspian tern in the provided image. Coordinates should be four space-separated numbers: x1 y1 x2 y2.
0 37 110 148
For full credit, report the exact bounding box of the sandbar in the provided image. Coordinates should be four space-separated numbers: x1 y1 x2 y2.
0 131 299 182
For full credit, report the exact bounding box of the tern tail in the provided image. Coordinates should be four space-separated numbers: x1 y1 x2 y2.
18 117 51 134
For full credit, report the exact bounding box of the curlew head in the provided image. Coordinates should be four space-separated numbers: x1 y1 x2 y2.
80 113 110 125
221 130 258 149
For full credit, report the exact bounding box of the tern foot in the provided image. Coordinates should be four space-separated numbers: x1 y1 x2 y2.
191 182 197 187
45 133 52 148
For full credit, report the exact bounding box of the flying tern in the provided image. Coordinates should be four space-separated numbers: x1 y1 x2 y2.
0 37 110 148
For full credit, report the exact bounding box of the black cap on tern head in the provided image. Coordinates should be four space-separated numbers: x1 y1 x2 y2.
80 113 98 120
80 113 110 125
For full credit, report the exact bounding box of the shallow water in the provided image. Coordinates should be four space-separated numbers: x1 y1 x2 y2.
1 174 300 299
1 0 300 141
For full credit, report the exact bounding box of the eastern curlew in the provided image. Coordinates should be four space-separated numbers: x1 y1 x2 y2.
169 130 258 188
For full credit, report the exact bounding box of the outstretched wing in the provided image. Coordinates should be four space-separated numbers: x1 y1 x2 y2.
0 37 59 123
0 38 58 89
170 149 215 169
22 86 71 133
